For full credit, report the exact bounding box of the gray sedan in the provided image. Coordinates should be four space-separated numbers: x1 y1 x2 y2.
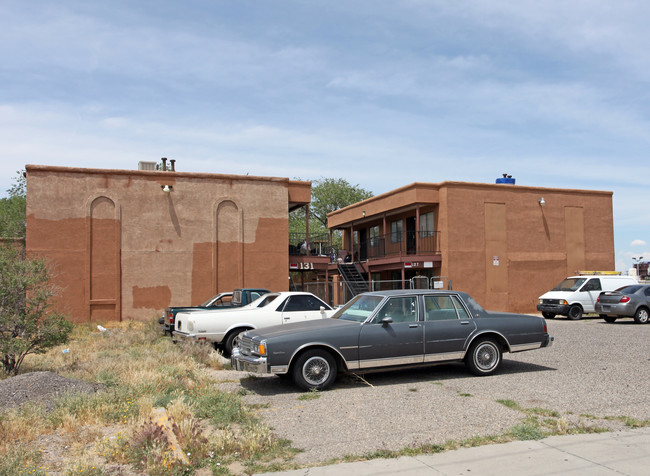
232 290 554 390
595 284 650 324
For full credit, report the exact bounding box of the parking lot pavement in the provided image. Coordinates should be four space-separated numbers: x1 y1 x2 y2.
254 426 650 475
217 317 649 467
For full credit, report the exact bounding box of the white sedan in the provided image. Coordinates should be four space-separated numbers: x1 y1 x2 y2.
173 291 335 354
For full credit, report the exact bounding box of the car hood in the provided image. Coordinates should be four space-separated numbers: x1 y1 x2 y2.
539 291 573 300
244 318 360 340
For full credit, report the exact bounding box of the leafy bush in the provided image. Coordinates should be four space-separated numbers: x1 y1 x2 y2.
0 245 72 375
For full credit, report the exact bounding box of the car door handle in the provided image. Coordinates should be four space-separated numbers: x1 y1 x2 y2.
460 320 471 325
409 324 420 328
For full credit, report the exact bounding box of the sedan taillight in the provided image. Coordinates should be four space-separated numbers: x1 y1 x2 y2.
619 296 631 303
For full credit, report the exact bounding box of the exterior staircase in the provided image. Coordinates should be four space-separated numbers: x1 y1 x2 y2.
337 263 368 297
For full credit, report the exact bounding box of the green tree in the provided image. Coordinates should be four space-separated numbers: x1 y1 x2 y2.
0 170 27 238
309 178 373 228
0 245 73 375
290 177 373 247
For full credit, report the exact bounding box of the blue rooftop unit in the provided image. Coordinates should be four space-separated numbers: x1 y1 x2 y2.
496 174 515 185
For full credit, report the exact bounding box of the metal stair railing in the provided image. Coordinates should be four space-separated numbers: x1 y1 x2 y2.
337 263 368 297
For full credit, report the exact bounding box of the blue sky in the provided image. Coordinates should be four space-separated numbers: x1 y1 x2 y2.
1 1 648 272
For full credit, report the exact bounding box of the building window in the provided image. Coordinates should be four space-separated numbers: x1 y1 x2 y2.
369 225 379 246
391 220 402 243
419 212 435 237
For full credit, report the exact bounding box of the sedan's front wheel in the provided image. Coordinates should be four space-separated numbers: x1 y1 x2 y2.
466 338 502 376
634 307 649 324
293 349 337 391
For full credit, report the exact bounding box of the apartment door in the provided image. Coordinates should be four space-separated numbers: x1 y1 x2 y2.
406 217 416 254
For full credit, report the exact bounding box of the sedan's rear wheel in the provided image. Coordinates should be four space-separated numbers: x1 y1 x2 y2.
293 349 337 391
466 338 502 376
603 316 617 323
634 307 649 324
567 305 583 320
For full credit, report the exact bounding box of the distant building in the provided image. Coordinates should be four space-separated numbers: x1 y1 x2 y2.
325 180 615 313
633 262 648 280
25 164 310 323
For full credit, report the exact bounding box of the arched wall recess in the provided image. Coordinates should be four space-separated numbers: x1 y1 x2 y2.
87 195 121 322
214 199 244 292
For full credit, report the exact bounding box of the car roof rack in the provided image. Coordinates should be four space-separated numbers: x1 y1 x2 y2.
577 271 622 275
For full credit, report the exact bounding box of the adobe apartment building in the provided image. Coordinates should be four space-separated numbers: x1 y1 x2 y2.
327 180 615 313
25 164 311 323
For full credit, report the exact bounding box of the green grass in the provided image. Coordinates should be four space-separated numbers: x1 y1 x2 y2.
298 392 321 401
603 415 650 428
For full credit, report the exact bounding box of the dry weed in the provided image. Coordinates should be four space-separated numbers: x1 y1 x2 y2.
167 398 195 422
1 317 279 474
212 421 276 458
0 402 50 447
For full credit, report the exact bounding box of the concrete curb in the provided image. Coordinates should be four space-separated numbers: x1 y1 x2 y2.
254 427 650 475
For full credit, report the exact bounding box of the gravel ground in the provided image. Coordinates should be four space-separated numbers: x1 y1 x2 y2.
0 371 104 412
1 317 647 468
212 317 650 464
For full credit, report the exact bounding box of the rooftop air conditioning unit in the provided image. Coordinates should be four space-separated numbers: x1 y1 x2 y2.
138 161 157 171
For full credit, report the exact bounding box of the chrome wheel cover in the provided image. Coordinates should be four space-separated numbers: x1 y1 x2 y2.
302 356 331 386
474 342 499 371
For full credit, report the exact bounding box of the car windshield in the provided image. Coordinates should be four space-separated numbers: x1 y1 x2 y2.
332 295 385 322
249 294 278 308
199 296 218 307
458 294 485 315
552 278 586 291
614 285 642 294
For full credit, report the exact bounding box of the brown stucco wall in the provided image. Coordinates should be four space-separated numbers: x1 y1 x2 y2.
439 182 614 313
329 180 614 314
25 165 305 323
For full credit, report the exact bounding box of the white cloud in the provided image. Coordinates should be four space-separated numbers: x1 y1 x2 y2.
1 0 650 273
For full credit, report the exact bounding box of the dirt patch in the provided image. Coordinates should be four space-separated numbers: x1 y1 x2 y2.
0 371 105 412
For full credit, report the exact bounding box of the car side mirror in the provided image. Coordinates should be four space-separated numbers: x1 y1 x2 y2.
381 316 393 327
320 306 325 312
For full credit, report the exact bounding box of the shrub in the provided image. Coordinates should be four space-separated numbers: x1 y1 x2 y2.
0 245 73 375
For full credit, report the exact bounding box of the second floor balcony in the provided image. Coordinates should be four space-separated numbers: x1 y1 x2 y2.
289 232 333 257
351 231 440 262
288 230 440 264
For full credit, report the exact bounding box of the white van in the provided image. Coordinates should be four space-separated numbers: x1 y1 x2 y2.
537 274 638 320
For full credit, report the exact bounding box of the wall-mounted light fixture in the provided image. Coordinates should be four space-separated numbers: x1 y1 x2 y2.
538 197 546 207
362 211 366 217
161 185 173 193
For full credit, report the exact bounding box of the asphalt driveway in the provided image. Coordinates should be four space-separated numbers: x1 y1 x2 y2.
213 317 650 464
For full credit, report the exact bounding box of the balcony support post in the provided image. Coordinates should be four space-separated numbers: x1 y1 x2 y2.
415 206 420 254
